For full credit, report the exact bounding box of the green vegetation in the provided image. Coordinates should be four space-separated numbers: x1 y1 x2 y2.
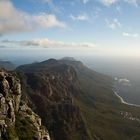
15 114 37 140
6 126 18 140
67 59 140 140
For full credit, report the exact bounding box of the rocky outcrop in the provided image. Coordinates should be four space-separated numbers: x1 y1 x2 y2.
17 104 50 140
0 69 51 140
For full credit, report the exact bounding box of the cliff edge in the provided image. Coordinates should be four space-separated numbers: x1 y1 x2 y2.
0 69 51 140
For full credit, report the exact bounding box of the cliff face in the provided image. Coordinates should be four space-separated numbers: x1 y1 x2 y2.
0 69 51 140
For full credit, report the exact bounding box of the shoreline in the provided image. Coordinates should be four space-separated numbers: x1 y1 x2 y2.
114 91 140 107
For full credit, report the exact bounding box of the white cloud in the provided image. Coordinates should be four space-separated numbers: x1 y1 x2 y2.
118 78 131 86
70 14 89 21
0 0 65 34
1 38 97 48
83 0 90 4
0 0 33 34
122 32 139 38
99 0 138 6
124 0 138 7
105 18 121 29
32 14 65 28
100 0 118 6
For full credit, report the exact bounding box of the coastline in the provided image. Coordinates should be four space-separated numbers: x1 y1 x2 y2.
114 91 140 107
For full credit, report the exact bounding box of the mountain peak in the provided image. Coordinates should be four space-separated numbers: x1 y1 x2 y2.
41 58 58 65
61 57 76 61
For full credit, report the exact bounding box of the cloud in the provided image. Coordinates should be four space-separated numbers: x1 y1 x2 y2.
99 0 138 6
122 32 139 38
1 38 97 48
99 0 118 6
124 0 138 7
118 78 131 86
82 0 90 4
0 0 33 34
0 0 65 34
32 14 66 28
70 14 89 21
105 18 121 29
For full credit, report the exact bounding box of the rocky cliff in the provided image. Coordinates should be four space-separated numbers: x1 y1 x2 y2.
0 69 51 140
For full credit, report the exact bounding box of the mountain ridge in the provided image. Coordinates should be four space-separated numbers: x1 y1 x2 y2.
0 61 15 70
15 58 140 140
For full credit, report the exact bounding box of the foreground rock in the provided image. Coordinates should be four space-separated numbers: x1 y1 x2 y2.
0 69 50 140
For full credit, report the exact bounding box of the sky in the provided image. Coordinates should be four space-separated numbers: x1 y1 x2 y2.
0 0 140 59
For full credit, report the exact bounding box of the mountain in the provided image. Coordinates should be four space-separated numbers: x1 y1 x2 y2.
0 69 51 140
15 58 140 140
0 61 15 70
61 57 76 61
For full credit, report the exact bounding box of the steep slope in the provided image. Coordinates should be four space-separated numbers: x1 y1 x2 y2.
0 69 50 140
60 58 140 140
16 58 140 140
0 61 15 70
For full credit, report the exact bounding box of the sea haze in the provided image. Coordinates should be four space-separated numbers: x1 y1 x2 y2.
84 56 140 105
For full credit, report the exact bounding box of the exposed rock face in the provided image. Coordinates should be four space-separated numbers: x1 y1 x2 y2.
0 69 51 140
18 104 50 140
